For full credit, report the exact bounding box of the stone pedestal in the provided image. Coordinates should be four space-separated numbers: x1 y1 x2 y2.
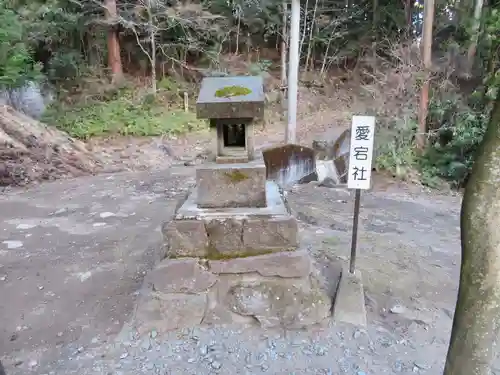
134 251 331 334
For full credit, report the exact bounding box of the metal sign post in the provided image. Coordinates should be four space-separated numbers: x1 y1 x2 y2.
347 116 376 274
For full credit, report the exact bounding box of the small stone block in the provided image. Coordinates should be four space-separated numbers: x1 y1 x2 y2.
196 163 266 208
145 258 216 294
333 268 367 327
209 250 311 278
205 218 245 254
243 216 298 250
162 220 208 258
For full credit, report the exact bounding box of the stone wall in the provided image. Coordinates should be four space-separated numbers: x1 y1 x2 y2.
133 251 332 334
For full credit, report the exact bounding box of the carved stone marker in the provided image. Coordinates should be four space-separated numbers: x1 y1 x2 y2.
196 76 264 164
133 76 332 334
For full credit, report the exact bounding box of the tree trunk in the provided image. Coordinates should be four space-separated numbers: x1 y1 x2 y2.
147 0 157 95
443 91 500 375
298 0 309 64
405 0 412 34
416 0 434 150
0 106 101 187
105 0 124 83
467 0 485 73
304 0 318 72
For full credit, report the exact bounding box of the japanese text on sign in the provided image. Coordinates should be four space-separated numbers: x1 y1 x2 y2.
347 116 376 190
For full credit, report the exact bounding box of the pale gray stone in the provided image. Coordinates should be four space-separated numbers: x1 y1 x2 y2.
162 220 208 258
145 258 216 294
205 219 244 254
196 163 267 208
134 292 207 334
243 217 298 250
209 250 311 278
226 279 331 328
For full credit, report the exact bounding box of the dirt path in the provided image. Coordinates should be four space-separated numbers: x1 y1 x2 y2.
0 162 471 374
0 168 195 371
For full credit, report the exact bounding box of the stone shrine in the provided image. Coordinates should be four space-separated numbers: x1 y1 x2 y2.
133 76 332 334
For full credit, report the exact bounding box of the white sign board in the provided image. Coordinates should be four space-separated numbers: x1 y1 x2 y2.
347 116 376 190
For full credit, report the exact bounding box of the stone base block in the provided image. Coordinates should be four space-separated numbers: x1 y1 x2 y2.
196 162 266 208
132 252 332 333
163 182 298 259
332 267 367 327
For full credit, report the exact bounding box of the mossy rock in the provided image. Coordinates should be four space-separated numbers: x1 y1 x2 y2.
206 246 281 260
224 170 249 183
215 85 252 98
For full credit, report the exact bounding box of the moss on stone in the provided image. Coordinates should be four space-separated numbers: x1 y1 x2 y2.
224 170 249 183
205 246 279 260
215 85 252 98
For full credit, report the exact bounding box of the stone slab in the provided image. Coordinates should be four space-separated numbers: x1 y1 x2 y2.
243 217 298 250
145 258 216 294
209 250 311 278
196 76 265 120
173 215 298 257
332 268 367 327
176 181 289 220
134 291 207 334
225 277 331 329
162 220 208 258
205 218 245 254
196 162 266 208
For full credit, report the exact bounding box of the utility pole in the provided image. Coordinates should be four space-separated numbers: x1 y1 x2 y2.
286 0 300 144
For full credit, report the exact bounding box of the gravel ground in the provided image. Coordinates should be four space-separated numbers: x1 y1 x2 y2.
4 179 464 375
38 318 448 375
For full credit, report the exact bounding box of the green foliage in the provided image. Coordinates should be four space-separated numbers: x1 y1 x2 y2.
374 117 417 180
0 4 42 88
419 97 488 188
248 59 272 75
42 88 206 140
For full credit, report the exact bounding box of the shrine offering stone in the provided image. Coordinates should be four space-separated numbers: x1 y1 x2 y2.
196 162 266 208
196 76 265 120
